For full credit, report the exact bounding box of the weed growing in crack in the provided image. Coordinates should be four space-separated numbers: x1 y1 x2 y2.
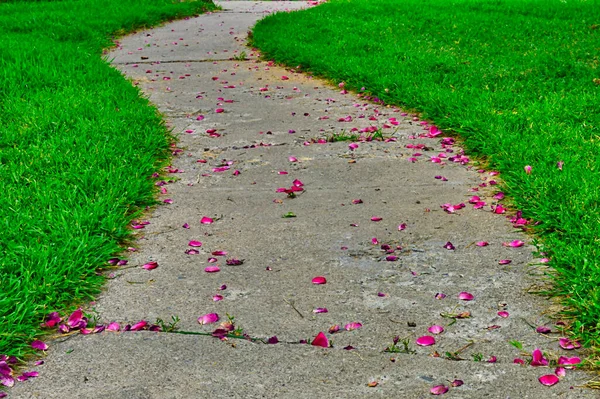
384 336 415 354
155 316 180 332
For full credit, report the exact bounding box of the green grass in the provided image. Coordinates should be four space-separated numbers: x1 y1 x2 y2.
252 0 600 353
0 0 215 359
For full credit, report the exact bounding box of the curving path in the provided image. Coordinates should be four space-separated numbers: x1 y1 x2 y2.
10 2 594 398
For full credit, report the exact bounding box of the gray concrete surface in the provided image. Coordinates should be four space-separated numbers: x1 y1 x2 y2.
9 1 596 398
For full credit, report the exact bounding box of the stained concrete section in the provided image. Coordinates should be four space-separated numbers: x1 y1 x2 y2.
10 2 595 398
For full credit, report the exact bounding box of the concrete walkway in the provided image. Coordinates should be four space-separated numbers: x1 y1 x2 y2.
11 2 594 398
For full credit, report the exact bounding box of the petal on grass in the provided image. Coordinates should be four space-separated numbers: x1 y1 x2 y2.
67 309 83 327
31 340 48 351
559 338 581 350
41 312 61 328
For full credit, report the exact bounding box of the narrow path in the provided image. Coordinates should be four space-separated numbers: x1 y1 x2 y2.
11 2 593 398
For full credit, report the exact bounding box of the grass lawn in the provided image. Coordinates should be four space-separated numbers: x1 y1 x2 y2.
0 0 216 359
252 0 600 356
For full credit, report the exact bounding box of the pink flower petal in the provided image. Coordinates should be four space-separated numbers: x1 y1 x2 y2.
1 376 15 388
212 294 224 302
398 223 407 231
212 250 227 256
524 165 532 175
215 108 224 113
311 332 329 348
40 312 61 328
385 255 398 262
428 325 444 334
198 313 220 325
204 266 220 273
531 348 549 366
312 276 327 285
555 367 566 378
558 356 581 368
200 216 214 224
443 242 455 250
329 325 341 334
539 374 559 386
498 259 512 265
504 240 525 247
451 380 464 387
106 322 120 332
558 337 581 350
67 308 83 327
188 240 203 247
430 385 449 395
514 358 525 365
344 322 362 331
142 261 158 270
130 320 148 331
458 292 474 301
371 217 382 222
416 335 436 346
31 340 48 351
536 326 552 334
476 241 489 247
493 192 505 200
288 156 298 162
348 142 359 150
313 308 328 314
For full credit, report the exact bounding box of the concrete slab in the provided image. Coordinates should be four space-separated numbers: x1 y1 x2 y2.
9 2 595 398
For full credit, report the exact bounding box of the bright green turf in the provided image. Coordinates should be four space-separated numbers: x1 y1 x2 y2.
0 0 215 358
252 0 600 351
